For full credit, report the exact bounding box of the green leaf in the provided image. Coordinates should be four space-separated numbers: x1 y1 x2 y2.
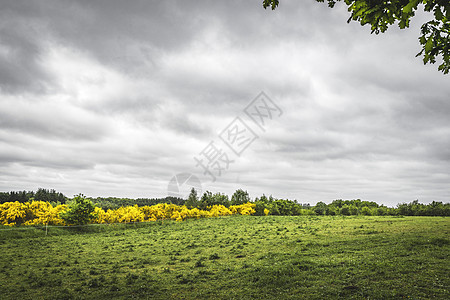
425 37 433 52
402 0 419 15
434 7 444 21
419 36 427 44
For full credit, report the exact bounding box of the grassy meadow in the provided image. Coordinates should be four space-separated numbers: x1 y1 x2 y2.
0 215 449 299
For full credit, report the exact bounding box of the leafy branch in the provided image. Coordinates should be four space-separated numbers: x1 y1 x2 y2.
263 0 450 74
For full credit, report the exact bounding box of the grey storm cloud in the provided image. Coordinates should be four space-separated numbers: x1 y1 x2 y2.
0 0 448 204
0 16 51 93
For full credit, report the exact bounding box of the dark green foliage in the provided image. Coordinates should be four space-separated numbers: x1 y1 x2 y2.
211 193 230 207
59 194 96 225
199 191 213 210
253 197 449 216
185 188 199 209
198 191 229 209
253 201 267 216
314 201 327 215
230 189 250 205
325 206 337 215
360 206 372 216
0 188 66 204
34 188 67 204
262 0 279 10
0 191 29 203
269 199 303 215
397 200 450 216
340 205 351 216
263 0 450 74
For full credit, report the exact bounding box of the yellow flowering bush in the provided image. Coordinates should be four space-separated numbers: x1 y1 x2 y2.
23 201 67 226
112 205 145 223
0 201 27 226
172 206 191 221
208 205 233 218
0 201 68 226
92 207 110 224
140 203 182 221
230 202 256 215
0 201 259 226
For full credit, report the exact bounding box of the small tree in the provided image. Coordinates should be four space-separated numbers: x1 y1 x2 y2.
325 206 337 216
199 191 213 210
211 193 230 207
360 206 372 216
314 201 327 215
186 188 199 209
253 201 268 216
340 205 351 216
259 194 269 204
349 204 359 215
230 189 250 205
60 194 95 225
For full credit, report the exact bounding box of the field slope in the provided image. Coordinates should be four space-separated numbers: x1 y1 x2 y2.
1 216 449 299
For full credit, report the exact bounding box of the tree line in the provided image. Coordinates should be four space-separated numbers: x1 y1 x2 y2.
184 188 449 216
0 188 66 204
1 188 449 216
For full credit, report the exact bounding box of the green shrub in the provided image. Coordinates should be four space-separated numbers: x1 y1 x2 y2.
59 194 95 225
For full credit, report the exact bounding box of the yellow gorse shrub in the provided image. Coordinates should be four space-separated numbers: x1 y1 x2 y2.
0 201 27 226
0 201 67 226
23 201 67 226
230 202 256 215
0 201 258 226
208 205 233 218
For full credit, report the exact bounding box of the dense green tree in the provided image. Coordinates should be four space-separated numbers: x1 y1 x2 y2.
340 205 351 215
0 192 8 204
314 201 327 215
376 206 388 215
254 194 272 215
360 206 372 215
0 189 67 204
199 191 213 210
259 198 306 216
258 194 269 204
325 206 337 215
186 188 200 209
263 0 450 74
396 200 450 216
397 200 417 215
230 189 251 205
253 201 267 216
9 191 28 203
34 188 48 202
60 194 96 225
211 193 230 207
34 188 67 204
349 204 359 215
197 191 230 209
426 201 450 216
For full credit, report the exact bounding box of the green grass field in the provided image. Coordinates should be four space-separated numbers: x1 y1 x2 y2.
1 216 449 299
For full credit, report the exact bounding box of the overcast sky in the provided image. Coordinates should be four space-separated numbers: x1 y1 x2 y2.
1 0 449 206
